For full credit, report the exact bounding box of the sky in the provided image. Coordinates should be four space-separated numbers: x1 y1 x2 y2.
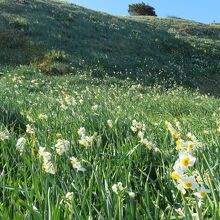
69 0 220 24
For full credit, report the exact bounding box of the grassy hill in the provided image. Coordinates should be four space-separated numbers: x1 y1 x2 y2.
0 0 220 95
0 0 220 219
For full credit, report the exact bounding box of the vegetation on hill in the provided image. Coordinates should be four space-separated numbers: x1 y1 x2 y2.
0 0 220 95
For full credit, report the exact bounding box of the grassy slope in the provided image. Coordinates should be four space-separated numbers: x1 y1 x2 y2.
0 0 220 95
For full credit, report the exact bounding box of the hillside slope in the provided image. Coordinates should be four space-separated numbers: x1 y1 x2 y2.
0 0 220 95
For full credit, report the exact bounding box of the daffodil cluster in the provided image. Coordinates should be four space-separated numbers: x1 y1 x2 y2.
16 137 26 154
38 147 56 174
60 192 74 213
69 156 85 172
112 182 136 198
167 121 210 200
57 92 77 110
0 129 10 142
55 138 70 155
165 120 181 140
78 127 94 148
131 120 155 150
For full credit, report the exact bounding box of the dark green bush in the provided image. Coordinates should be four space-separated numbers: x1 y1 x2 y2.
128 2 157 16
0 105 26 133
0 30 27 48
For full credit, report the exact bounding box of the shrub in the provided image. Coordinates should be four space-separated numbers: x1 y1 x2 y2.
35 50 71 75
128 2 157 16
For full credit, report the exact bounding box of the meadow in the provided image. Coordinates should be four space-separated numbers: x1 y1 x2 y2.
0 66 219 219
0 0 220 219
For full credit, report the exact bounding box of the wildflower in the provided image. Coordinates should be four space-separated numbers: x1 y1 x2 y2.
131 125 137 133
174 119 181 131
38 147 51 160
131 120 145 133
38 113 48 120
165 121 180 140
107 120 113 128
26 114 35 123
176 139 183 151
128 191 135 198
171 169 184 182
112 182 125 194
26 124 35 134
176 152 196 169
117 182 124 191
32 204 39 213
176 208 185 218
91 104 98 111
77 127 86 136
16 137 26 154
177 183 186 194
64 94 76 106
43 160 56 174
70 156 86 172
194 173 203 184
55 138 70 155
139 138 154 149
194 185 210 199
60 192 74 211
79 135 93 148
65 192 74 202
112 184 118 194
186 141 194 152
180 176 199 190
137 131 144 139
0 130 10 141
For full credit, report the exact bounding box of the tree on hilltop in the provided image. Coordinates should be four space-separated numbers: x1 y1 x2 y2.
128 2 157 16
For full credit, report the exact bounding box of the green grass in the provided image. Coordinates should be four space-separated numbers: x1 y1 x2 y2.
0 0 220 219
0 66 220 219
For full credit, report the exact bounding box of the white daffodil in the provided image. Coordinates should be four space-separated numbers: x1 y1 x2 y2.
26 124 35 134
137 131 144 139
38 147 52 162
79 135 93 148
38 113 48 120
130 126 138 133
16 137 26 154
112 182 125 194
177 183 186 194
65 192 74 202
128 191 135 198
176 208 185 218
91 104 98 111
107 120 113 128
139 138 154 149
77 127 86 136
131 120 145 133
0 130 10 142
194 185 210 199
43 160 56 175
112 184 118 194
55 138 70 155
180 176 199 190
171 168 184 182
177 152 196 169
70 156 85 172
